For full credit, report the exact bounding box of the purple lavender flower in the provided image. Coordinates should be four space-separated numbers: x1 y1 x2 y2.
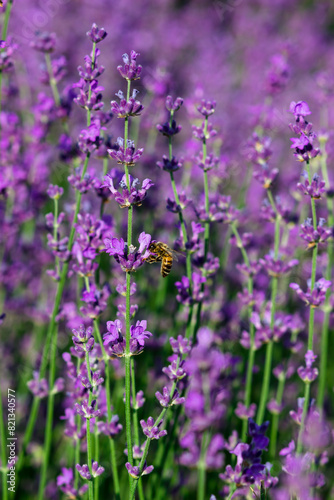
157 155 183 172
165 95 183 112
162 359 186 381
72 325 95 353
101 415 123 437
169 335 191 356
74 399 101 419
81 284 111 319
297 350 318 383
103 320 122 345
0 39 17 74
194 152 219 172
57 467 88 497
117 51 142 81
30 32 56 53
132 390 145 409
104 232 151 272
78 121 105 154
266 52 290 95
79 369 104 390
300 218 332 249
290 278 332 307
175 272 206 305
108 137 144 166
245 133 273 166
102 173 153 208
192 121 217 141
155 387 185 407
140 416 167 439
297 172 326 199
220 418 274 496
103 319 152 356
76 461 104 480
235 402 256 420
86 23 107 43
289 101 320 162
289 398 307 425
68 170 95 194
125 461 153 479
78 50 105 82
253 164 279 189
73 79 105 112
167 192 191 213
130 320 152 347
111 91 144 118
27 372 49 398
289 101 312 119
197 99 216 117
236 260 262 278
302 409 332 452
47 184 64 199
156 119 182 137
259 253 299 277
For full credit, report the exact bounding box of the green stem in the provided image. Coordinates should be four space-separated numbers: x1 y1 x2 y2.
202 117 209 258
168 110 193 300
45 53 60 107
256 191 280 425
169 172 192 287
109 438 121 500
191 117 210 341
74 357 81 489
230 222 255 441
37 326 59 500
317 139 334 411
0 386 8 500
1 1 12 39
85 351 94 500
124 78 134 486
0 0 13 122
197 433 208 500
256 281 276 425
86 42 97 127
297 160 318 453
297 383 310 454
269 373 285 459
94 415 99 500
317 204 334 413
130 358 145 500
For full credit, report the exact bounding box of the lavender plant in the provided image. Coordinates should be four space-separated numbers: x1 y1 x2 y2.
2 2 334 500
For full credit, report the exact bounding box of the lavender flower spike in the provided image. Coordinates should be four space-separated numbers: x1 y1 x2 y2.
140 416 167 439
125 461 154 479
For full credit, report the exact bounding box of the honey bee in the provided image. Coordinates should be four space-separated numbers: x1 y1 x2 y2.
146 241 179 277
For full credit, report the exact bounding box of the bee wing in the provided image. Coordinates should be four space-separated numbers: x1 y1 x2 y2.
170 248 186 262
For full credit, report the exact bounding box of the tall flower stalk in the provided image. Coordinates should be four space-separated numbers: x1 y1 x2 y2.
256 190 281 425
230 221 256 441
36 27 107 499
156 95 194 337
192 100 217 339
317 133 333 412
287 101 322 453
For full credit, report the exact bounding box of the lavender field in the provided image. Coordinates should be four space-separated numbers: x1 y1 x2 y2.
2 0 334 499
